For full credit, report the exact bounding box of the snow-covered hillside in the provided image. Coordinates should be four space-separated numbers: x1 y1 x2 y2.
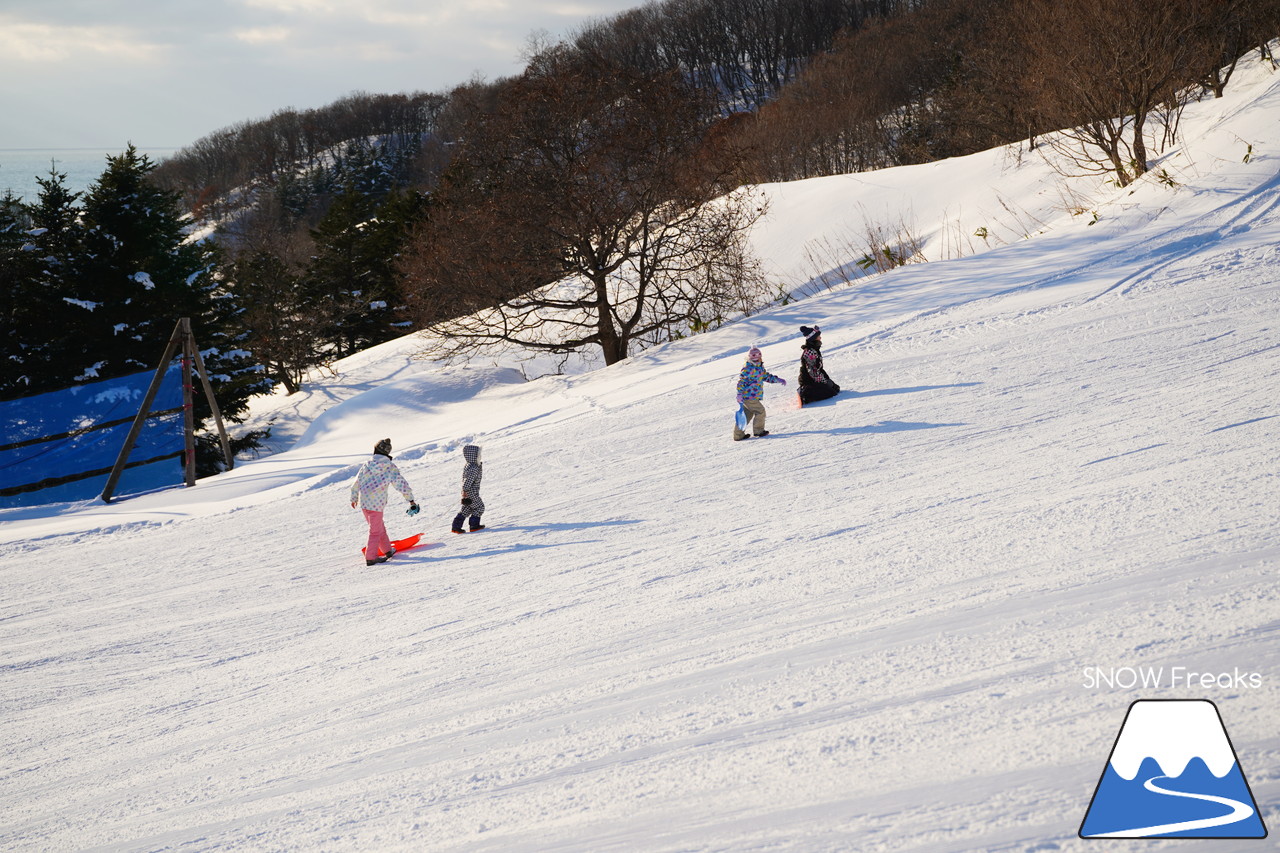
2 56 1278 852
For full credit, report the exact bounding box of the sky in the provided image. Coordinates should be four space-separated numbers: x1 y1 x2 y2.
0 0 640 151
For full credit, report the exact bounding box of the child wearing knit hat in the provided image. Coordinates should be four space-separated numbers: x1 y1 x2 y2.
797 325 840 405
733 346 786 441
350 437 419 565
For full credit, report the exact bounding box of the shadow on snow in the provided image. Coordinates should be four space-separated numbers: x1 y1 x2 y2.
849 382 982 397
776 420 967 438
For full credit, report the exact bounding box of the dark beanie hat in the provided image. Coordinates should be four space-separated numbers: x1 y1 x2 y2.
374 437 392 456
800 325 821 340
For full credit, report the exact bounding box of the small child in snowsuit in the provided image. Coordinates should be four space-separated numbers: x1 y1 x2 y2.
734 346 786 441
351 437 418 565
451 444 486 533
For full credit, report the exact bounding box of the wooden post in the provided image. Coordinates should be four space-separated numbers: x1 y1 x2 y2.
190 336 235 472
102 320 185 503
180 318 196 487
102 317 237 501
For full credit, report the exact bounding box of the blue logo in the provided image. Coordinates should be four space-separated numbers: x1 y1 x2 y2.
1080 699 1268 839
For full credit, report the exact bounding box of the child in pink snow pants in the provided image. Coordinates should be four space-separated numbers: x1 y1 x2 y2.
350 438 418 566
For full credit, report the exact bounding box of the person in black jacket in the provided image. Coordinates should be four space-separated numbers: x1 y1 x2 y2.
797 325 840 405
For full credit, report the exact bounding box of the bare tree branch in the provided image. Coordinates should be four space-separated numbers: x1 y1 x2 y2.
399 46 770 365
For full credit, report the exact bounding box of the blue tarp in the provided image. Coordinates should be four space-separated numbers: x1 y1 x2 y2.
0 365 185 507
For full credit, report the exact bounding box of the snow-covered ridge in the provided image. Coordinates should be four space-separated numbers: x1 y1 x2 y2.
1109 700 1239 780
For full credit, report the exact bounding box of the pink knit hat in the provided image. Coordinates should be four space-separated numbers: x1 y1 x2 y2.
747 346 763 362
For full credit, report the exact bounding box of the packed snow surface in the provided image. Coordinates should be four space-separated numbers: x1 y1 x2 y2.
3 56 1279 852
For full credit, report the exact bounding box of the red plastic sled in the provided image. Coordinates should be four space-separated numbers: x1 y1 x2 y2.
361 533 425 558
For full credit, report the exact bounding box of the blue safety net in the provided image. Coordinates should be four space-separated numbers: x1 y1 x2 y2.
0 365 186 507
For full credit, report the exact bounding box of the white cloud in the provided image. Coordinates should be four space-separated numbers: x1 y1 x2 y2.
0 17 165 64
351 41 416 62
357 8 454 28
544 3 603 16
239 0 339 14
0 0 642 148
235 26 293 45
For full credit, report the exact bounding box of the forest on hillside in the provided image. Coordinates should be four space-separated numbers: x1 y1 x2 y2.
3 0 1278 467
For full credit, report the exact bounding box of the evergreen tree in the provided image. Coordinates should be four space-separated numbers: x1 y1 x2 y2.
72 145 215 377
368 187 428 333
306 185 424 355
228 248 326 394
0 191 41 398
33 145 269 471
23 169 85 390
306 185 377 357
0 170 88 400
27 167 82 265
195 279 272 475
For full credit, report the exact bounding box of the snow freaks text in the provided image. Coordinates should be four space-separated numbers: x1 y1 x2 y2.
1082 666 1264 691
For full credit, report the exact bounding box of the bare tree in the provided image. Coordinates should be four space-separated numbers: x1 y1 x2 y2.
1196 0 1280 97
1012 0 1231 187
572 0 910 111
399 47 769 365
153 90 457 219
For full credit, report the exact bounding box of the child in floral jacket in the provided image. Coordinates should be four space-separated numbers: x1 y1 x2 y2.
734 347 786 440
351 437 418 565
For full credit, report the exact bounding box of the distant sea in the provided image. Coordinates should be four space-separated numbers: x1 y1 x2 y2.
0 148 179 204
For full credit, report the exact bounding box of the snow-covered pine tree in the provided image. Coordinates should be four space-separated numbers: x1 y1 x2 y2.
0 168 95 400
0 191 43 399
306 185 424 357
305 185 380 358
198 275 273 475
52 145 269 472
365 187 426 334
72 145 212 378
228 248 326 395
17 170 87 394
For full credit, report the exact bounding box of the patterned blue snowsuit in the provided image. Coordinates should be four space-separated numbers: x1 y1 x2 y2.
734 360 784 439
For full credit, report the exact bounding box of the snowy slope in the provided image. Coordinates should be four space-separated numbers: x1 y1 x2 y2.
2 56 1279 852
